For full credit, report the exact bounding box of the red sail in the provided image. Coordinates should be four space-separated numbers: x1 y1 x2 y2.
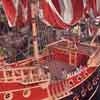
15 0 31 27
2 0 31 27
85 0 100 16
39 0 84 29
2 0 18 27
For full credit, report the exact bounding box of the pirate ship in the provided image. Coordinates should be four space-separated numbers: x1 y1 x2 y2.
0 0 100 100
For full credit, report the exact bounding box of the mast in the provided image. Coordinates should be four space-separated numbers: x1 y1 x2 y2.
31 0 39 61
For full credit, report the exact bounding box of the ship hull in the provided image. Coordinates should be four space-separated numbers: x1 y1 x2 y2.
0 66 99 100
0 40 99 100
60 67 100 100
61 84 99 100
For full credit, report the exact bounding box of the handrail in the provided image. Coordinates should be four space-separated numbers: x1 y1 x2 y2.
0 66 50 85
5 53 49 67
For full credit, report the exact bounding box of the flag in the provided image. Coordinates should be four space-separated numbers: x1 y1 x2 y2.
39 0 84 29
2 0 31 27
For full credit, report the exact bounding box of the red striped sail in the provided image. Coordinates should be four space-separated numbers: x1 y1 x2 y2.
39 0 84 29
2 0 31 27
84 0 100 16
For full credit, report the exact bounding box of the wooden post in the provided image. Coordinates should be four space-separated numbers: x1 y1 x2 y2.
31 2 39 61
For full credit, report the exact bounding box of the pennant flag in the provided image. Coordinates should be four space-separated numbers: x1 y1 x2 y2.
39 0 84 29
2 0 31 27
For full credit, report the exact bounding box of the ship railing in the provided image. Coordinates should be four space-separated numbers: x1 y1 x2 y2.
61 67 87 80
47 38 78 50
48 80 73 99
48 67 88 99
67 67 87 78
0 66 50 85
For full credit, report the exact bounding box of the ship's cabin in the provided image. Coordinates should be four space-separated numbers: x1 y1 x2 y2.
39 39 97 81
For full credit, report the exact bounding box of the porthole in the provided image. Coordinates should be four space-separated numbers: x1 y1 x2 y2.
4 92 13 100
23 88 31 98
